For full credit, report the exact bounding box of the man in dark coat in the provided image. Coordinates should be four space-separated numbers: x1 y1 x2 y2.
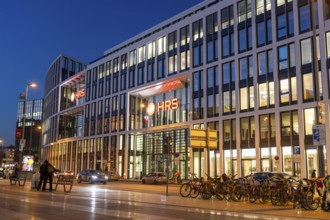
41 160 59 192
37 160 47 191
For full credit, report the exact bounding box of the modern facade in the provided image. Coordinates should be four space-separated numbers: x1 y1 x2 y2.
42 0 330 180
15 99 43 163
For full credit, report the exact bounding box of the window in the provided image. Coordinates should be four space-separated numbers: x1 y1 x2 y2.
278 43 295 70
221 5 234 58
257 18 272 47
303 73 314 100
259 113 276 147
237 1 252 52
168 31 178 74
207 66 219 117
157 36 166 79
193 70 204 120
137 65 144 85
237 0 251 23
147 41 155 60
193 19 204 67
180 25 190 71
259 81 274 108
279 77 297 104
299 4 311 33
240 86 254 111
223 119 236 150
239 55 253 80
206 13 218 63
277 9 294 40
256 0 271 15
304 108 316 136
301 38 312 65
146 42 155 83
258 50 273 76
280 110 299 146
240 116 255 148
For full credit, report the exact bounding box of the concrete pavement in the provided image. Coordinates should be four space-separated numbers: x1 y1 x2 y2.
0 178 329 220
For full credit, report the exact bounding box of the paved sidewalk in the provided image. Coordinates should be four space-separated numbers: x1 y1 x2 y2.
1 178 329 220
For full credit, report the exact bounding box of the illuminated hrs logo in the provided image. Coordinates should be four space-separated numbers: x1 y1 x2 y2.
154 98 179 114
146 98 179 115
70 89 85 102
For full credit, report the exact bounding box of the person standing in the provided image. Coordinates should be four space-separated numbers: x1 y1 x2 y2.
41 160 59 192
311 169 316 178
37 161 47 191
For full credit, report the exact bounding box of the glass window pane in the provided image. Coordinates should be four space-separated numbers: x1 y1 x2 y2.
301 38 312 64
304 108 315 135
240 87 248 110
257 21 265 46
240 57 247 80
259 83 267 107
299 5 311 32
303 73 314 99
280 79 289 103
278 45 288 70
291 77 297 101
258 52 266 75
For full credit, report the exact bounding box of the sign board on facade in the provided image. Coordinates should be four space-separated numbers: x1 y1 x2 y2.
312 124 326 146
70 89 85 102
207 128 218 149
318 101 325 124
189 128 218 149
293 146 300 155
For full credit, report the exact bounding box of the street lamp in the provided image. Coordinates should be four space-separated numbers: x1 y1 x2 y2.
19 82 37 165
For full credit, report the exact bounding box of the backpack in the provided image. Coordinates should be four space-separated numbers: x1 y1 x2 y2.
47 164 55 173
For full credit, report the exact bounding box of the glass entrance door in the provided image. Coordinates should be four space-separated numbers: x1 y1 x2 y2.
242 159 256 176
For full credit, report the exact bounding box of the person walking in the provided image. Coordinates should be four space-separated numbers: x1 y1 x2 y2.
37 161 47 191
311 169 316 178
41 160 59 192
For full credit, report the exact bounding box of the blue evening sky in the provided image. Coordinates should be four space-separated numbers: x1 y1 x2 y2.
0 0 202 146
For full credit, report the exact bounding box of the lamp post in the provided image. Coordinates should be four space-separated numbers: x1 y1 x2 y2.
37 125 42 163
19 82 37 165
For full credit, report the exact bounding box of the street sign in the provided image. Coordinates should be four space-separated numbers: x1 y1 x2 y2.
293 146 300 155
313 124 326 146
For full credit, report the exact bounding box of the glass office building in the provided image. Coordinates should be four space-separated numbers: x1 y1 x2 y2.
42 0 330 179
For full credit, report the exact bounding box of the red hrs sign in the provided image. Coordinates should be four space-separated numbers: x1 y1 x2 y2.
71 89 85 102
157 98 179 112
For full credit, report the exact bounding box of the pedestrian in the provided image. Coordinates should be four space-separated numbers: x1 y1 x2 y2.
311 169 316 178
41 160 59 192
37 161 47 191
11 164 19 178
174 170 180 184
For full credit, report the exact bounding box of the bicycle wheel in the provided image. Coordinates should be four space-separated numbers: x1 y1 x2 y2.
179 183 191 197
232 186 242 201
301 195 310 210
215 185 224 200
223 186 231 201
249 188 257 203
258 186 269 204
270 190 279 205
279 190 289 206
190 185 200 198
306 191 319 210
201 183 212 200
